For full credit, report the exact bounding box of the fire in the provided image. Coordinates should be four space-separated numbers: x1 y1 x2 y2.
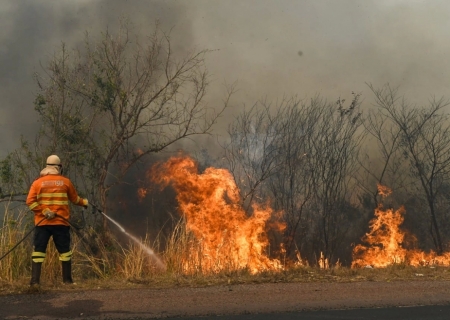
150 156 285 274
376 184 392 197
351 202 407 268
352 184 450 268
137 188 147 201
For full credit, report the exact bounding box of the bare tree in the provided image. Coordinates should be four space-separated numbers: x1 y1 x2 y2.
266 99 314 260
357 105 408 207
369 84 450 254
223 100 285 213
305 93 365 264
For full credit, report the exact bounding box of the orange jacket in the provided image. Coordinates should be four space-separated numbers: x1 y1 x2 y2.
26 168 85 226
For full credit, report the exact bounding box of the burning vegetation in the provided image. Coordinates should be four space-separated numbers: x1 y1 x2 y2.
352 185 450 268
149 156 285 274
6 150 448 280
138 156 450 274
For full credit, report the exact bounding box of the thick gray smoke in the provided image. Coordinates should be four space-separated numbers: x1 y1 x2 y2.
0 0 192 157
1 0 449 156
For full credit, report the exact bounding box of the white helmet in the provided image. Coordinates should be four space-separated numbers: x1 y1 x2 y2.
46 155 61 166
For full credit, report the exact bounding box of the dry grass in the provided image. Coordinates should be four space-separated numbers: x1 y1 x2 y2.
2 262 450 296
2 208 450 296
0 207 33 282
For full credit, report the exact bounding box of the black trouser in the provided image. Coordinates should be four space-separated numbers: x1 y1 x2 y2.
32 225 72 262
30 225 73 285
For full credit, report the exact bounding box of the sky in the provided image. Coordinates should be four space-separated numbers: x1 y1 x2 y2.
1 0 450 158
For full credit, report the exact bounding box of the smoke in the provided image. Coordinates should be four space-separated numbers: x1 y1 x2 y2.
1 0 450 155
0 0 192 157
192 0 450 107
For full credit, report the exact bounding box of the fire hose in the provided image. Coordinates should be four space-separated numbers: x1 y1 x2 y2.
0 205 100 262
90 202 105 215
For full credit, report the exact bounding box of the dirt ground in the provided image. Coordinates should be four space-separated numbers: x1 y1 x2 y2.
1 280 450 319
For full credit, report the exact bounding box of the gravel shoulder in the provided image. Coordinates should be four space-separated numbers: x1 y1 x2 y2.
2 280 450 319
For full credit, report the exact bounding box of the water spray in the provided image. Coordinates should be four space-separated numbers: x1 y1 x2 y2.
90 203 166 270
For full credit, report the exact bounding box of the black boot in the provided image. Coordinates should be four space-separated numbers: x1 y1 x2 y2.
62 261 73 284
30 262 42 286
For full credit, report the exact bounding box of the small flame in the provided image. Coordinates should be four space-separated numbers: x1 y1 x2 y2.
137 188 147 202
150 156 285 274
318 252 329 269
377 183 392 197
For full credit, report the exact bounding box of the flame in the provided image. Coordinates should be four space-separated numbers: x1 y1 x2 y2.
352 185 450 268
376 183 392 197
150 156 285 274
318 252 329 269
351 204 407 268
137 188 147 202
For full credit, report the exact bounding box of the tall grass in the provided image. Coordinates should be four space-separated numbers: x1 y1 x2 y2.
0 205 82 285
2 205 447 291
162 217 276 275
0 208 357 285
0 210 255 286
0 205 126 285
0 206 33 283
74 227 122 280
118 233 163 279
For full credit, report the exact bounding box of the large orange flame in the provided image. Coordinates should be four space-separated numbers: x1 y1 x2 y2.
352 184 450 268
150 156 285 274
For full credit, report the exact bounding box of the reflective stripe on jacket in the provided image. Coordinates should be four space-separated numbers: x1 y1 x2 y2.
26 169 85 226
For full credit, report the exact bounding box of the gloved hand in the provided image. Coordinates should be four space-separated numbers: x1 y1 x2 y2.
42 208 56 220
82 198 89 209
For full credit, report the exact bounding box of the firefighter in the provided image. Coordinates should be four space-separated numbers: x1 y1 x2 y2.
26 155 88 287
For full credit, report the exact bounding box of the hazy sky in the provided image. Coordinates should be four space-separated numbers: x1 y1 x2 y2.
1 0 449 157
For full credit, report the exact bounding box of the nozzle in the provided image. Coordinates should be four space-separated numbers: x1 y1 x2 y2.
90 203 104 215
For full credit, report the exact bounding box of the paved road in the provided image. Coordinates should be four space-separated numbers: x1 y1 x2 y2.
170 304 450 319
1 280 450 319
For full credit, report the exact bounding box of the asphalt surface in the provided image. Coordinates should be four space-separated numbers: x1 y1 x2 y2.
1 280 450 319
170 305 450 319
